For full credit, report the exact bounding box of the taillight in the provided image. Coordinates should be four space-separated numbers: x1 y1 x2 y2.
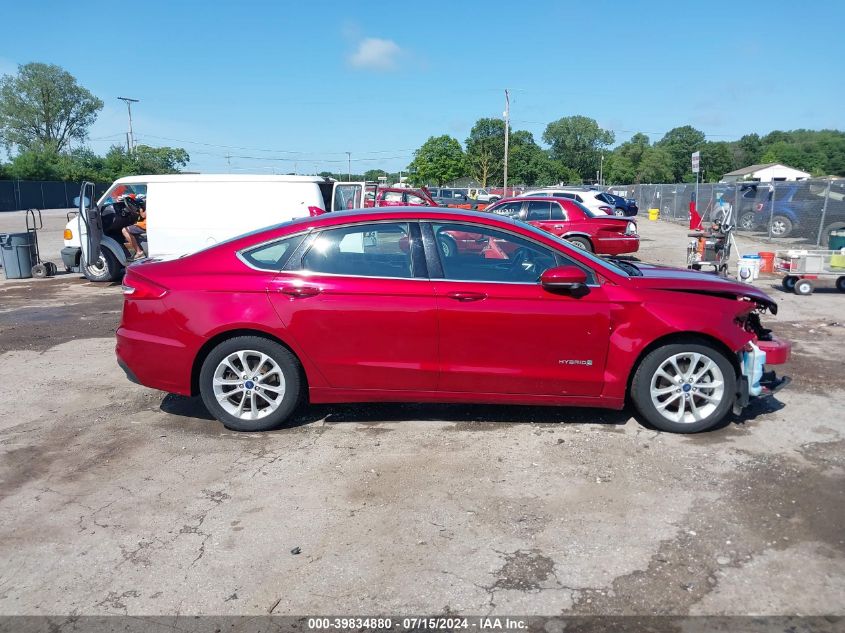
63 228 73 240
122 273 168 299
756 203 763 211
308 206 326 217
625 221 637 235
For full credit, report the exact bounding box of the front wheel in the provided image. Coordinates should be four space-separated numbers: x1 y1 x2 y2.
738 212 757 231
199 336 303 432
631 342 736 433
769 215 793 238
836 277 845 292
794 279 814 296
83 248 122 282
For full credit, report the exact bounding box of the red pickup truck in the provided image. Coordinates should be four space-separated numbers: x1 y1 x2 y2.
364 186 436 207
484 196 639 255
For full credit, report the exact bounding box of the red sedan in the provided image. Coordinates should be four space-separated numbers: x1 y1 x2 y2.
486 196 639 255
117 208 789 435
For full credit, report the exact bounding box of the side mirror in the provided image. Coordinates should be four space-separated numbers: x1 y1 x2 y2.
541 265 588 293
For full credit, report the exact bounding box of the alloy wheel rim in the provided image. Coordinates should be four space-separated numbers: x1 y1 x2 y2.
771 220 787 235
213 349 285 420
87 255 106 273
649 352 724 424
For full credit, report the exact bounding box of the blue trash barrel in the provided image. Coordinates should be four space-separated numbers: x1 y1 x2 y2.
0 232 37 279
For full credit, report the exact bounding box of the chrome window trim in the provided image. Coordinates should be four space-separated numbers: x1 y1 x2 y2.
235 229 312 272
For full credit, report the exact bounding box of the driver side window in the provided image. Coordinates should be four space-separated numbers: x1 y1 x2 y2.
432 223 591 284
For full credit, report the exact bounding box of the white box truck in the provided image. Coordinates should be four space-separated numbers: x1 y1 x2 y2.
62 174 366 281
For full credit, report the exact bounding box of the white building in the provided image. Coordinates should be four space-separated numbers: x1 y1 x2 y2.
720 163 811 183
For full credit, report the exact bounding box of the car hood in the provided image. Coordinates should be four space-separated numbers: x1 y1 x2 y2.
625 263 778 314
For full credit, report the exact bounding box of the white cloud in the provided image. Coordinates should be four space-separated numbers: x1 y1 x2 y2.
348 38 402 72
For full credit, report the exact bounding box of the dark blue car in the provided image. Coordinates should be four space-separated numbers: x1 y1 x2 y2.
596 192 638 217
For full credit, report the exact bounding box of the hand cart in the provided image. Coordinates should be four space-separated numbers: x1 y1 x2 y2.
775 249 845 295
687 228 733 274
26 208 58 279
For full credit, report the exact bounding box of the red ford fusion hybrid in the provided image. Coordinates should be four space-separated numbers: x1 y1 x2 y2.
117 208 790 434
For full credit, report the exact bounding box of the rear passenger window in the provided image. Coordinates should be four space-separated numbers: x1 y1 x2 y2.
241 235 304 270
550 203 566 220
302 223 413 278
526 201 552 220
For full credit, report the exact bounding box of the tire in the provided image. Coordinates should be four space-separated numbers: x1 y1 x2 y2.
738 212 757 231
836 277 845 292
439 234 458 258
83 248 121 282
566 236 593 252
782 275 798 291
630 341 736 434
794 279 814 296
199 336 303 432
769 215 793 238
614 208 626 217
31 263 48 278
819 222 845 248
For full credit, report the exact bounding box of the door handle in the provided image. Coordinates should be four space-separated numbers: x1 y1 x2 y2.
446 291 487 302
279 286 320 298
553 225 564 230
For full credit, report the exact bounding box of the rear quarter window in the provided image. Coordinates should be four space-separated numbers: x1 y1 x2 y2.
241 235 304 270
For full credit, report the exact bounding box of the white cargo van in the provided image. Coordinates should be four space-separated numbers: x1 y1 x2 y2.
63 175 366 281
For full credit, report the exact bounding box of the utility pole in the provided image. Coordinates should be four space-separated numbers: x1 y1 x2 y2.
503 89 510 197
346 152 351 180
117 97 139 152
599 154 604 186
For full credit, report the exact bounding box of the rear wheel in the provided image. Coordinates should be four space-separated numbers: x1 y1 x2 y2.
615 208 626 217
820 222 845 248
782 275 798 291
83 248 121 282
631 342 736 433
439 234 458 258
566 236 593 252
199 336 302 432
794 279 814 295
836 277 845 292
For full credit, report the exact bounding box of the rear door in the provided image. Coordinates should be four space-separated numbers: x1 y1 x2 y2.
267 221 438 390
529 200 569 237
331 182 367 211
77 181 102 267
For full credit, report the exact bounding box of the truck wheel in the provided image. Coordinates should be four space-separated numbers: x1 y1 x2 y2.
566 236 593 252
631 342 736 434
769 215 793 238
738 212 757 231
782 275 798 291
794 279 814 295
199 336 303 432
83 249 121 282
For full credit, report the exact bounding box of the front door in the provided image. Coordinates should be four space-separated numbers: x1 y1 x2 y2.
77 181 102 267
428 221 611 397
267 221 438 391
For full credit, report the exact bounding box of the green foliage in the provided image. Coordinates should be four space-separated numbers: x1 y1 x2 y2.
655 125 706 182
5 145 64 180
465 118 505 186
700 141 734 182
637 147 674 183
542 116 614 181
0 63 103 152
408 135 466 186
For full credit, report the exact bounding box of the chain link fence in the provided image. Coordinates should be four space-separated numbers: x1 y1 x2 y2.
605 179 845 248
0 180 111 212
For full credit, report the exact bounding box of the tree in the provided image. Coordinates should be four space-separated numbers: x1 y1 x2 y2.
363 168 388 182
465 118 505 186
407 135 466 186
100 144 189 181
656 126 705 182
637 147 674 183
734 133 762 167
5 145 64 180
0 63 103 152
542 116 614 181
700 141 734 182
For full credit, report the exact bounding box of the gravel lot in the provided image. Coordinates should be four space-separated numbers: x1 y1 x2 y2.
0 210 843 617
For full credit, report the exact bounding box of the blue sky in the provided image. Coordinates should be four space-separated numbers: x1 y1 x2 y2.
2 0 843 174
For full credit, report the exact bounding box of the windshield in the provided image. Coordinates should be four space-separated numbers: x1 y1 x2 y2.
512 218 631 277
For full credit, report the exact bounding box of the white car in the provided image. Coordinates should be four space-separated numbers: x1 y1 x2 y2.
519 188 614 215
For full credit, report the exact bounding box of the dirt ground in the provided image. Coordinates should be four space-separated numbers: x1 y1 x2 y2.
0 210 843 618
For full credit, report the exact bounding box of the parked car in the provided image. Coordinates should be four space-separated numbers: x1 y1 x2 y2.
65 175 368 282
595 192 638 217
740 183 845 242
365 186 436 207
519 188 614 215
117 207 790 435
467 187 500 203
424 187 486 210
485 197 639 254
